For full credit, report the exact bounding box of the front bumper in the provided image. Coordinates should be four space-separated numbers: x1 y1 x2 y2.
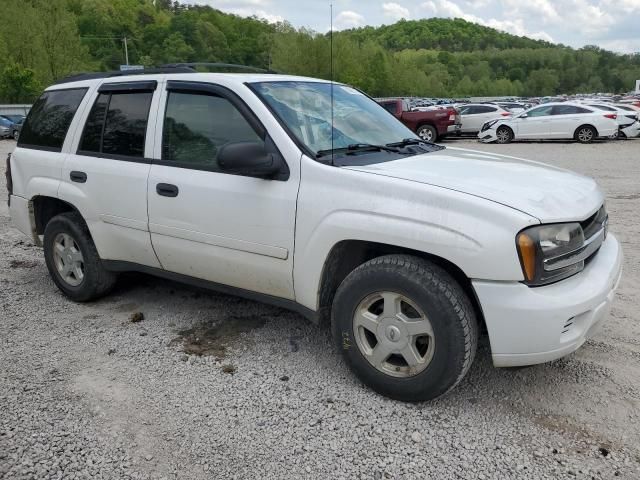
473 233 622 367
478 129 498 143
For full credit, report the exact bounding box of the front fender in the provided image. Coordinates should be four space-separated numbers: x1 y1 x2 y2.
293 158 538 311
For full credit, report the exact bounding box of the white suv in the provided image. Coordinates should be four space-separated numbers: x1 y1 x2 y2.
7 71 623 401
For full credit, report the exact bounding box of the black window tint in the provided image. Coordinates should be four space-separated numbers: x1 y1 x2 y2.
79 93 109 152
79 91 152 158
381 102 397 114
18 88 87 151
476 106 496 113
162 92 262 169
103 92 152 157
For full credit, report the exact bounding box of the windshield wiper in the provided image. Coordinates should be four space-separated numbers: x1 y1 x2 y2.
386 138 425 147
316 143 400 159
386 138 446 152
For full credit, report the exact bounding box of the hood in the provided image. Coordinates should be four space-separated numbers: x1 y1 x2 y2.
344 147 603 223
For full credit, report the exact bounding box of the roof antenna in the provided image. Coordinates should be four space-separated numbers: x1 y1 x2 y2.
330 3 335 166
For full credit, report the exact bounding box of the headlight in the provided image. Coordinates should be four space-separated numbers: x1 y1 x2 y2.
516 223 585 286
481 120 499 132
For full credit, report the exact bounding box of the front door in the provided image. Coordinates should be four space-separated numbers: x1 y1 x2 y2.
515 105 554 139
147 81 299 299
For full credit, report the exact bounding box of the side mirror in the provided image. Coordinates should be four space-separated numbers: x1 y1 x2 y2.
218 142 280 179
519 113 528 119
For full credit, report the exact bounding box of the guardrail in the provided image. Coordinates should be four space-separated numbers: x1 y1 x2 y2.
0 105 31 116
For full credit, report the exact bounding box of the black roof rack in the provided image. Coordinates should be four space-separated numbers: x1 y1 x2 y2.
52 67 195 85
53 63 276 86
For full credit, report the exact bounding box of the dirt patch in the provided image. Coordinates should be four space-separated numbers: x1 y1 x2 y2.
534 414 613 449
170 315 268 359
9 259 39 269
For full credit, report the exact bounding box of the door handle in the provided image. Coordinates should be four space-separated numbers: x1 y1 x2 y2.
70 171 87 183
156 183 179 197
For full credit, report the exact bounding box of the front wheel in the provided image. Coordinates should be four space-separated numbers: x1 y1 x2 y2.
332 255 478 402
416 125 437 143
495 126 513 144
13 130 19 141
44 212 117 301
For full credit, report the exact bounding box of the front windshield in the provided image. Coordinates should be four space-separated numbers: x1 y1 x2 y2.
250 81 418 156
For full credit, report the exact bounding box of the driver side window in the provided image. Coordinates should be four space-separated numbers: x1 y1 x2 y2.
162 91 262 169
526 106 554 117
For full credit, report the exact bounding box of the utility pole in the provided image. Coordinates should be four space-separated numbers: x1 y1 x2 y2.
123 37 129 66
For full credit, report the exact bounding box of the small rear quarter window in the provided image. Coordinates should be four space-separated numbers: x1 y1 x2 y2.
18 88 87 151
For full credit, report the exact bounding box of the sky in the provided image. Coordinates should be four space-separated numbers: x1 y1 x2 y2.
194 0 640 53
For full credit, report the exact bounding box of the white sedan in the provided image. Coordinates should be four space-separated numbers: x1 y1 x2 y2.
458 103 511 134
478 103 618 144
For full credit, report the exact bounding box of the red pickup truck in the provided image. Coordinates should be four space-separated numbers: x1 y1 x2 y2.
378 99 461 142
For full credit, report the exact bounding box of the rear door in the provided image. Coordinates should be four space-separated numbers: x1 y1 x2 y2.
59 80 161 267
147 80 299 299
549 105 589 138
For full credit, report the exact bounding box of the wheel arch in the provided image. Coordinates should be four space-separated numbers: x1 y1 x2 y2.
31 195 84 236
316 239 485 331
574 124 599 138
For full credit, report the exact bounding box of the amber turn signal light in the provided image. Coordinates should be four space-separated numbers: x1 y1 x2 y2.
517 233 536 281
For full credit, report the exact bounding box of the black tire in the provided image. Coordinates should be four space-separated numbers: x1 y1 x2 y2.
575 125 597 144
331 255 478 402
12 130 19 141
495 126 513 144
43 212 117 302
416 124 437 143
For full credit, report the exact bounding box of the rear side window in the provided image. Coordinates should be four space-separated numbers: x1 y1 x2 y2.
380 102 397 114
476 106 497 113
552 105 591 115
162 91 262 169
79 90 153 158
18 88 87 151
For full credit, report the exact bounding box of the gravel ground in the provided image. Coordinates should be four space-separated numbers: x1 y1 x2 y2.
1 137 639 480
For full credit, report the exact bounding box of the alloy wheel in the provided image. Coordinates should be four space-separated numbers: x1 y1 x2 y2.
52 233 85 287
578 128 594 142
418 127 434 142
353 291 436 378
496 128 511 143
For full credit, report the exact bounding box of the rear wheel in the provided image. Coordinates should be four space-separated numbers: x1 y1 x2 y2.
575 125 596 143
332 255 478 402
416 125 437 143
12 130 19 140
44 212 117 301
495 126 513 144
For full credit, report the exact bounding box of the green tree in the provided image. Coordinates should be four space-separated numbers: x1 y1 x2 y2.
0 64 42 103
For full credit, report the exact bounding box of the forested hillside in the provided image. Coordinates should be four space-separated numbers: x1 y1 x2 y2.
0 0 639 102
